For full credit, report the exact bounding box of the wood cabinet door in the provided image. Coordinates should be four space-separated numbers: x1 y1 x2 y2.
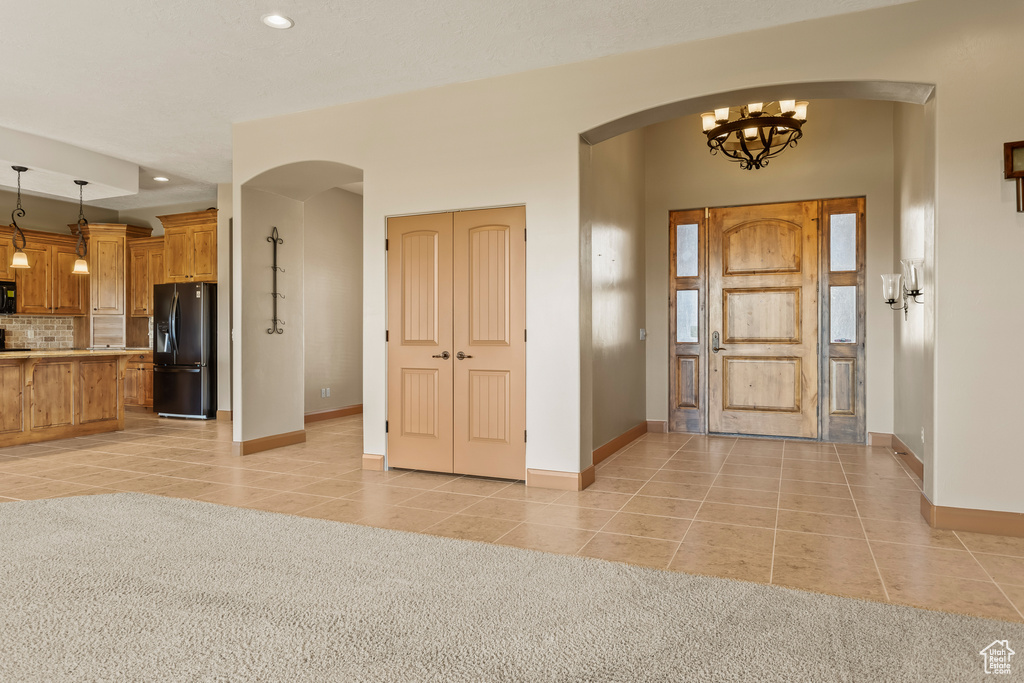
708 201 819 438
163 228 191 282
451 207 527 480
129 246 150 316
386 212 455 473
0 362 24 433
91 235 125 315
0 241 14 281
15 245 52 314
142 364 154 408
124 365 140 405
52 244 87 316
190 225 217 281
150 247 164 287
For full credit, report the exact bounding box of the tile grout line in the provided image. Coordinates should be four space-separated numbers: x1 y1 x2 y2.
665 436 733 570
769 442 786 584
951 530 1024 622
836 443 891 603
581 434 693 563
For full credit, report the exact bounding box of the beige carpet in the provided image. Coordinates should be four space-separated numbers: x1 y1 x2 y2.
0 493 1020 681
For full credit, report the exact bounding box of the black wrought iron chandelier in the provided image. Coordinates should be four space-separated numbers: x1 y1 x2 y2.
71 180 90 275
701 100 808 170
9 166 30 269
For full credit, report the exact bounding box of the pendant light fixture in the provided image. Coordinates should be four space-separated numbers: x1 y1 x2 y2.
700 100 809 170
72 180 90 275
9 166 30 269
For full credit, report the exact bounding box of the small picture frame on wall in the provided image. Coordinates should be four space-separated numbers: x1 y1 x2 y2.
1004 140 1024 179
1005 140 1024 212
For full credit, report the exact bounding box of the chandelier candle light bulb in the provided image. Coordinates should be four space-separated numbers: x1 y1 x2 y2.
714 107 730 123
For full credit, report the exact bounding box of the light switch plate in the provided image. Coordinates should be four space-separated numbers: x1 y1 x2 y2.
639 328 647 341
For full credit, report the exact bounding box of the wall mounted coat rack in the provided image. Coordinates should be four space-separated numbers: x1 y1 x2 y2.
267 226 285 334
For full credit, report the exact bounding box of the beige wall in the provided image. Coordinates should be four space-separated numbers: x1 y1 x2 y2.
0 188 118 233
893 101 937 498
235 187 305 442
586 131 647 451
232 0 1024 512
643 99 896 436
303 188 362 414
117 200 217 235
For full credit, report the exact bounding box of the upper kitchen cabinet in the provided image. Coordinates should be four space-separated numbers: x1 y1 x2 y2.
158 209 218 283
90 229 126 315
0 227 87 316
128 237 164 317
0 240 14 281
70 223 152 348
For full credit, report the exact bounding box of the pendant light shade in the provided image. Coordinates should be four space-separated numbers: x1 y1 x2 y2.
9 165 31 269
71 180 90 275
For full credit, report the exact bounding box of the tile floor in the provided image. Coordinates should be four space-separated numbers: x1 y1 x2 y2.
1 411 1022 623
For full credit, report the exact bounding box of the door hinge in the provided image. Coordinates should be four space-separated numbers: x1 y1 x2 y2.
385 238 389 251
704 207 710 220
524 329 527 342
524 229 527 242
385 330 389 342
524 430 527 443
385 420 389 433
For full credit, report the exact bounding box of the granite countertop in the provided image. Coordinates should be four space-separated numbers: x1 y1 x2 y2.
0 349 138 359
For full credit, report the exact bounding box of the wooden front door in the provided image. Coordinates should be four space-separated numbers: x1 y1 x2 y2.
386 212 455 473
708 201 819 438
386 207 526 479
452 207 526 480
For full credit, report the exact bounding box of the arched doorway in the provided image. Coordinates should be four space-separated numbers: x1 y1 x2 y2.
233 160 364 452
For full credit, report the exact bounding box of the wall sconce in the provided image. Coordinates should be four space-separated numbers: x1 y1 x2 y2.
882 259 924 320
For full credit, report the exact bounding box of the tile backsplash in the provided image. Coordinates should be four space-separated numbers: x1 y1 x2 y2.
0 316 75 349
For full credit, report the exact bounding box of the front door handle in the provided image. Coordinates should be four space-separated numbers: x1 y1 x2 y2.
456 351 473 360
712 331 727 354
432 351 451 360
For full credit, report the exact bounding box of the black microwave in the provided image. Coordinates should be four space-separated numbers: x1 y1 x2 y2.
0 281 15 315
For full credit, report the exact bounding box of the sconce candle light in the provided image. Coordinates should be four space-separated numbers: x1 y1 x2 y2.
882 259 924 320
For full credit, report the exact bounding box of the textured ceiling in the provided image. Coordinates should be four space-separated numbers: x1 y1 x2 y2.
1 0 914 209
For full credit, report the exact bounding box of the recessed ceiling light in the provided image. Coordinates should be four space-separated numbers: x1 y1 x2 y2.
262 14 294 29
153 176 169 182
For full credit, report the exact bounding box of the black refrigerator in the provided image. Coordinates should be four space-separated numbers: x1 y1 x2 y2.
153 282 217 419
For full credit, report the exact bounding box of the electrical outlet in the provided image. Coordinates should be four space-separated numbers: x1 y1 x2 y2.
320 388 326 398
920 427 926 446
326 387 331 397
639 328 647 341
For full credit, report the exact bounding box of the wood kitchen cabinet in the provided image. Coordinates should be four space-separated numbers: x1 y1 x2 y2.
159 209 217 283
90 231 125 315
69 223 153 349
0 241 14 281
124 350 154 409
129 237 164 317
0 227 88 316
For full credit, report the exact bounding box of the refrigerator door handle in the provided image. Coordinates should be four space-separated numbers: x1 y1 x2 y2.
169 290 180 356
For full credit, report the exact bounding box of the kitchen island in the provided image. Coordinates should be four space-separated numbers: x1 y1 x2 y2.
0 350 132 448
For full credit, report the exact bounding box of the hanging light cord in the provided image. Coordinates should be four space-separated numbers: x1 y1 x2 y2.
11 167 27 252
75 180 89 259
